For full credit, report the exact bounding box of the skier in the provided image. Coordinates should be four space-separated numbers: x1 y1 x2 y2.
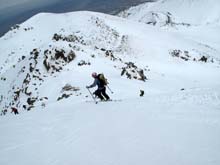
86 72 110 101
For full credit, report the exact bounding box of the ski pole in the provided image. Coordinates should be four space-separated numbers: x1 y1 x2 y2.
106 85 114 94
86 88 98 104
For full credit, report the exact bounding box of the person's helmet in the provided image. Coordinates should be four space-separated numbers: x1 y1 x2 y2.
92 72 97 78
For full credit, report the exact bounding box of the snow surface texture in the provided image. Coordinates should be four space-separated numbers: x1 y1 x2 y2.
0 0 220 165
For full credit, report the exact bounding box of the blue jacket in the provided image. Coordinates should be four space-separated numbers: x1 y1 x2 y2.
88 77 105 89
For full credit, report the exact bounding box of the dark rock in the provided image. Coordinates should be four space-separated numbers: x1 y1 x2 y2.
27 97 37 105
140 90 144 97
43 58 50 71
199 56 208 62
67 50 76 62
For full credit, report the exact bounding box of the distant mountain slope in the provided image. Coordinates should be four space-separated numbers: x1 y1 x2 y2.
119 0 220 26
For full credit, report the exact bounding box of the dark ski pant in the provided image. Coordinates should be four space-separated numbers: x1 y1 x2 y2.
94 87 110 100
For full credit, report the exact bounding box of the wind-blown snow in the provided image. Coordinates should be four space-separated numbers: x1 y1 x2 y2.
0 0 220 165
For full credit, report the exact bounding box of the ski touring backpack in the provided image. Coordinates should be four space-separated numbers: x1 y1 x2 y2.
97 73 108 86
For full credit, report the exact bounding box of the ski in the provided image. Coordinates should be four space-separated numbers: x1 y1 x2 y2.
106 99 122 102
86 99 122 103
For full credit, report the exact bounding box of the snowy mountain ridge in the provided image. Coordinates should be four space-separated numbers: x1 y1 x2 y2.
0 11 154 112
1 9 219 114
0 0 220 165
118 0 220 27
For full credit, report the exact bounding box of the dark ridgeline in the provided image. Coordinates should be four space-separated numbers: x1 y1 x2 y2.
0 0 155 37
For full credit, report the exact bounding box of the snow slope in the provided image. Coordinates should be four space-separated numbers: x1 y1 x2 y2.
1 95 220 165
119 0 220 26
0 0 220 165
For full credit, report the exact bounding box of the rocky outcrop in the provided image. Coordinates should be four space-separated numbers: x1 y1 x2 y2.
121 62 147 81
